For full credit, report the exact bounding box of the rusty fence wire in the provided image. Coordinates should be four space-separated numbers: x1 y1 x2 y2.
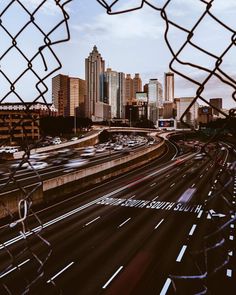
97 0 236 294
0 0 71 294
0 0 235 294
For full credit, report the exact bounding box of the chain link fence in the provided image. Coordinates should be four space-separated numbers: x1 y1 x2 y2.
0 0 235 294
96 0 236 293
0 1 71 294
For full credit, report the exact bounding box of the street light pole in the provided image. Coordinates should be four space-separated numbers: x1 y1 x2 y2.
129 107 132 127
109 109 111 157
74 108 77 135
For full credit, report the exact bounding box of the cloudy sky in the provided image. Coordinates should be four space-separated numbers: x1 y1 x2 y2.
1 0 236 109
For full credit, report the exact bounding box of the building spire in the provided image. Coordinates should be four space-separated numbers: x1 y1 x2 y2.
93 45 98 52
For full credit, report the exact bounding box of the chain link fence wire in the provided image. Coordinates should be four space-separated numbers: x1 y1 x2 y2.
0 0 235 294
0 0 71 294
97 0 236 293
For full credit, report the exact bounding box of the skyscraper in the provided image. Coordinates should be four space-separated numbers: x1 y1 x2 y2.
52 74 69 116
175 97 199 128
148 79 163 107
164 72 174 102
209 98 222 116
148 79 163 123
125 74 133 104
85 45 106 121
118 72 126 119
69 77 79 117
133 73 142 98
104 69 126 119
52 74 86 117
143 83 149 94
104 68 118 118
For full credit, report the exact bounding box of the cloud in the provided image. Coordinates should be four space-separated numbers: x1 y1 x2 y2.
72 4 163 41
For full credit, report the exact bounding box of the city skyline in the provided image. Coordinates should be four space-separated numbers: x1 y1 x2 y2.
60 0 236 109
1 0 235 110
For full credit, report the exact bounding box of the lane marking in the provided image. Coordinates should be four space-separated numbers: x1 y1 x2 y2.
170 183 175 188
191 183 195 188
229 251 233 256
118 218 131 228
166 174 170 178
229 235 234 241
150 183 156 187
102 266 123 289
47 261 74 283
200 174 203 178
226 269 232 278
0 182 143 249
0 259 30 278
152 196 159 201
176 245 187 262
155 219 164 230
230 224 234 229
160 278 172 295
85 216 100 227
197 210 203 219
182 174 186 178
208 191 212 196
189 224 197 236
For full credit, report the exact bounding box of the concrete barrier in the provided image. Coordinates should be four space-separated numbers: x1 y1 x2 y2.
0 183 43 219
1 133 165 218
13 131 101 160
43 140 165 201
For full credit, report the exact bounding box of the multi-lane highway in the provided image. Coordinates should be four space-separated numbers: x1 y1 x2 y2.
0 139 235 295
0 136 155 193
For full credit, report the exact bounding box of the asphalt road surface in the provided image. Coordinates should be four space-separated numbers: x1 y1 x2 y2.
0 141 235 295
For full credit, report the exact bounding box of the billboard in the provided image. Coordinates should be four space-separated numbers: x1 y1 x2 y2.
158 119 175 128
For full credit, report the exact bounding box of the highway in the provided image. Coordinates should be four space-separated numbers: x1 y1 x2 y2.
0 140 235 294
0 138 156 193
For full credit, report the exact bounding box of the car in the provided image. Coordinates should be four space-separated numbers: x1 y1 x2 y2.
194 154 203 160
30 153 49 160
4 146 18 153
114 145 123 151
148 141 154 145
0 147 6 153
52 139 61 145
11 161 31 169
27 161 48 170
128 142 136 147
64 159 88 168
96 147 106 153
71 137 78 141
81 151 96 158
